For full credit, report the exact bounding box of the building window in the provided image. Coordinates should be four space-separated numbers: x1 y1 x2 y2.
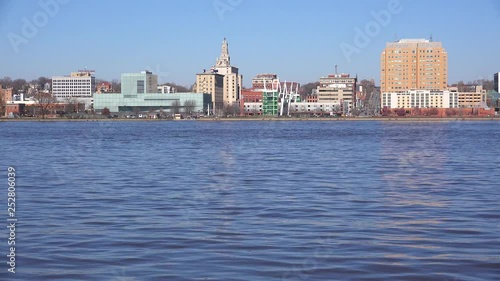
137 80 145 93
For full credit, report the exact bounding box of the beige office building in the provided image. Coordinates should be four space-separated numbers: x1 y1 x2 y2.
316 73 357 109
195 73 224 110
449 86 487 108
381 39 448 93
196 38 242 109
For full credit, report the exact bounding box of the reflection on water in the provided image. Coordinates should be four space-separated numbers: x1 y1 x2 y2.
1 121 499 281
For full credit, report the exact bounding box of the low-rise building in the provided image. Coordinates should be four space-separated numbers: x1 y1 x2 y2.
449 86 487 108
251 73 300 92
306 94 318 103
290 102 341 115
94 71 211 115
317 73 356 109
158 85 177 94
242 102 262 115
381 90 459 109
94 92 211 114
240 89 263 115
96 82 113 93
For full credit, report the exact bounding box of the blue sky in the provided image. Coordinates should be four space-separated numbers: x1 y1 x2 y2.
1 0 499 87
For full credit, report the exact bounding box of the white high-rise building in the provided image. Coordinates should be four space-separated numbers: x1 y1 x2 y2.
52 70 96 100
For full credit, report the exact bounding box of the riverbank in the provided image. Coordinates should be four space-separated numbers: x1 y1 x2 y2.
1 116 499 122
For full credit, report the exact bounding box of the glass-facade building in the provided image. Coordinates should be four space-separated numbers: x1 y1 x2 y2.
94 71 211 114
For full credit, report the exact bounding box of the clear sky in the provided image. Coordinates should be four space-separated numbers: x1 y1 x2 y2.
1 0 499 87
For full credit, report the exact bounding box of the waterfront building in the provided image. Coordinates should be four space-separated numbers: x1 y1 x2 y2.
290 102 341 115
94 71 211 114
262 90 279 116
449 86 487 108
52 70 96 99
381 90 458 109
240 89 263 115
251 73 300 92
316 73 357 110
96 82 113 93
157 85 177 94
495 72 499 93
252 74 278 90
196 38 243 109
195 72 224 110
381 39 448 93
121 71 158 96
1 86 14 103
94 92 210 114
242 102 262 115
306 94 318 103
1 86 14 117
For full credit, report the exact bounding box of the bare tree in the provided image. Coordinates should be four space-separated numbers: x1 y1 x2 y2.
33 92 57 119
111 79 121 93
183 100 196 116
102 107 111 116
12 79 28 94
222 102 241 117
64 97 80 113
0 77 13 88
360 79 375 95
299 82 320 100
171 100 181 114
233 102 241 116
395 108 406 117
381 106 391 116
427 108 439 116
445 108 458 116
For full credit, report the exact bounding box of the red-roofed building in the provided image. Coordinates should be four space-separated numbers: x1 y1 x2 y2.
240 89 263 115
96 82 113 93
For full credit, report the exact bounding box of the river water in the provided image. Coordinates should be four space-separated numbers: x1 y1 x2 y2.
1 120 499 280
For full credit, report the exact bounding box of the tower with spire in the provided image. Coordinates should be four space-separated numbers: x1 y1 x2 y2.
195 38 243 113
216 38 231 67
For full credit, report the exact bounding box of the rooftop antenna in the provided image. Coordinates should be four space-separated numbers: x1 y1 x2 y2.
430 34 433 42
335 65 338 74
394 33 398 42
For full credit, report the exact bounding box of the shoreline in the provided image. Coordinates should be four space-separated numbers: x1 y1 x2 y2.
1 117 499 122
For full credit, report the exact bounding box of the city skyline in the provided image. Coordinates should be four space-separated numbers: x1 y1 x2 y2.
1 0 499 87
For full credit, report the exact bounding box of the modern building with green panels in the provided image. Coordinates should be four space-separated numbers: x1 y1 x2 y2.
121 71 158 96
94 70 211 114
262 90 279 116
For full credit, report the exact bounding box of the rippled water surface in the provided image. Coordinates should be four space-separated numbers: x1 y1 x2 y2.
1 120 500 280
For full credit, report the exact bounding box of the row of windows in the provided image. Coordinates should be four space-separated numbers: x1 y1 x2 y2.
388 49 442 54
